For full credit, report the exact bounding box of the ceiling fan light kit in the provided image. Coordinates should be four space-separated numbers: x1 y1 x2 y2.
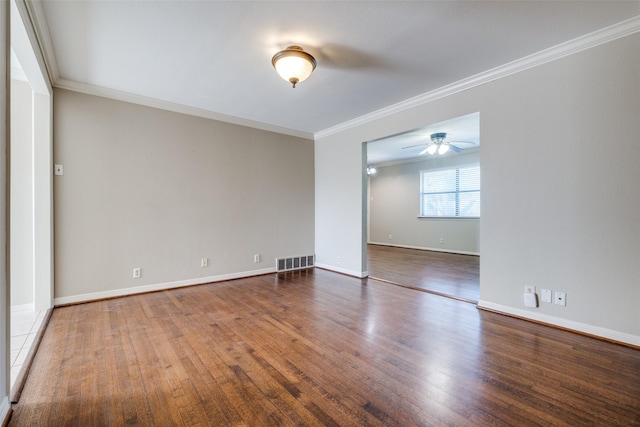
417 132 464 156
272 46 317 88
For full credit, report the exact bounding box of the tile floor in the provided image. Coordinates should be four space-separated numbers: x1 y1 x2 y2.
10 306 46 387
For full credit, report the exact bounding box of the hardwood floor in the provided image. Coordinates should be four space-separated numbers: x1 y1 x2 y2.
9 269 640 426
367 244 480 302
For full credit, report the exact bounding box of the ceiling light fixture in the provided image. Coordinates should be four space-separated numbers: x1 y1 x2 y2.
420 132 451 156
272 46 317 88
367 165 377 175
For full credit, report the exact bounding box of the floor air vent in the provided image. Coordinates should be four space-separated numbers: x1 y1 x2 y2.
276 255 315 272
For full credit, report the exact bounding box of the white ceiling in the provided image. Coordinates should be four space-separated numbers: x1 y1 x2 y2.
31 1 640 141
367 112 480 166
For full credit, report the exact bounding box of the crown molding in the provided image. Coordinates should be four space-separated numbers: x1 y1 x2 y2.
315 15 640 140
11 0 51 93
25 2 640 142
55 78 314 140
24 0 308 139
23 0 59 83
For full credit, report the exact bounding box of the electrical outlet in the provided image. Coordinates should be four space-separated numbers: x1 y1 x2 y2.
337 256 341 264
388 234 392 240
54 164 64 176
133 268 141 279
524 285 535 294
541 288 552 303
201 258 208 267
254 254 260 263
439 238 444 244
554 291 566 306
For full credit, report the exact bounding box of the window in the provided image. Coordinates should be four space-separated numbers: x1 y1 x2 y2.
420 165 480 217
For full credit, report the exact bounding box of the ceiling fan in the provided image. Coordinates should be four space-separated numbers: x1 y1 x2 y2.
403 132 476 155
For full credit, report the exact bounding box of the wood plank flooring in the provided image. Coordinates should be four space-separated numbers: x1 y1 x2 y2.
9 269 640 426
367 244 480 302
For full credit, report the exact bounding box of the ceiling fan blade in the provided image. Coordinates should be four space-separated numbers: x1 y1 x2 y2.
419 146 431 155
448 144 464 153
449 140 477 147
402 144 426 150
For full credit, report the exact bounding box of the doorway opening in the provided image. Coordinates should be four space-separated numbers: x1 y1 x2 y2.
364 113 480 302
10 0 54 396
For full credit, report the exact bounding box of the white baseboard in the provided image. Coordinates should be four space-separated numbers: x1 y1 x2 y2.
315 263 368 278
368 241 479 256
0 397 10 426
478 300 640 347
54 267 276 306
10 303 35 313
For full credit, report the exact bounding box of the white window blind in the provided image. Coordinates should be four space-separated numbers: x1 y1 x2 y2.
420 165 480 217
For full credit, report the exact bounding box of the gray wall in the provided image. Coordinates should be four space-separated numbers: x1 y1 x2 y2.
10 79 33 306
316 32 640 345
369 151 479 254
54 89 314 303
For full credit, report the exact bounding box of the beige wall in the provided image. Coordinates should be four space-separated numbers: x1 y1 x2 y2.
10 79 33 306
54 89 314 303
316 32 640 345
369 151 480 254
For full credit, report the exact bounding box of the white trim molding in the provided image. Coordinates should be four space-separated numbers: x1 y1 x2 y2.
54 267 277 306
54 78 314 140
315 15 640 140
12 0 52 94
10 66 28 82
22 0 640 142
22 0 59 84
0 398 10 427
478 300 640 348
315 263 368 279
25 1 313 140
10 303 35 313
368 242 479 257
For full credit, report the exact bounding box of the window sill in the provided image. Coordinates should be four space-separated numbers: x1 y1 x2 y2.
417 216 480 220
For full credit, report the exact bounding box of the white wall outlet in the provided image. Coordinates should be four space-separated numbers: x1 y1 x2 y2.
388 234 392 240
337 256 341 264
254 254 260 263
554 291 566 306
133 267 141 279
541 288 552 303
524 285 535 294
201 258 208 267
54 164 64 176
439 238 444 244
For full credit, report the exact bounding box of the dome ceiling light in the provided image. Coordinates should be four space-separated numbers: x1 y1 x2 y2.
271 46 317 88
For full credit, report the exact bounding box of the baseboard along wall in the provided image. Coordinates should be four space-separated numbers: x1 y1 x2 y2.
54 267 277 306
368 242 479 256
477 300 640 348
